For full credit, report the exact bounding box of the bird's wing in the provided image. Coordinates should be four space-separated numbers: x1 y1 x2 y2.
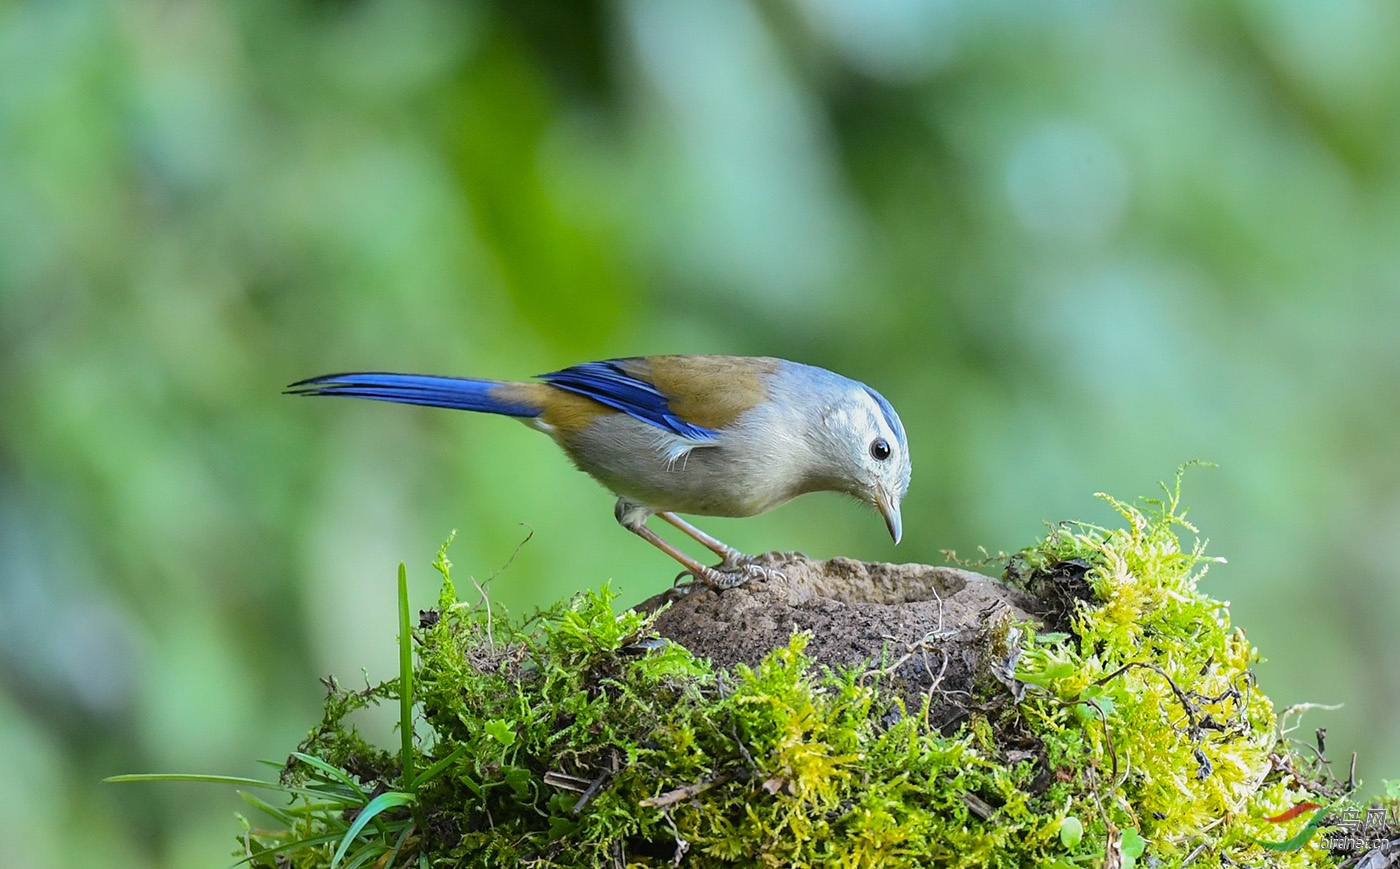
536 356 777 441
537 359 717 440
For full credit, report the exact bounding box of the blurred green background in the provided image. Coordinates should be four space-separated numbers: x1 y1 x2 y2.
3 0 1399 864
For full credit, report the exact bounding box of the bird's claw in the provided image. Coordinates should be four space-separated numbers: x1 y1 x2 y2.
675 557 786 591
718 551 787 582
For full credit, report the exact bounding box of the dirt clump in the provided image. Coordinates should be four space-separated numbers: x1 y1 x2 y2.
633 553 1041 730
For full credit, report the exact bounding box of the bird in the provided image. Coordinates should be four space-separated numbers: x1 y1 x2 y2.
287 355 911 589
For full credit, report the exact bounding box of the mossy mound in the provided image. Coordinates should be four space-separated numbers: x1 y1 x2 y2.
636 554 1042 730
235 477 1393 868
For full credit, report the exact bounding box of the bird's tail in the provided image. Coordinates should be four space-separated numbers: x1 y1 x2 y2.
286 372 543 417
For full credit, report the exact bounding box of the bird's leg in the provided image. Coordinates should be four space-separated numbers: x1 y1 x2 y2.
655 512 742 561
614 500 777 590
620 518 749 590
656 512 786 581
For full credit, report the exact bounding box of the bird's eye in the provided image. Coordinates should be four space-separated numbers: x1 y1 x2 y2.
869 437 891 461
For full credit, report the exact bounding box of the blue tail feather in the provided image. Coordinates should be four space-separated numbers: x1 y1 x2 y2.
286 373 540 417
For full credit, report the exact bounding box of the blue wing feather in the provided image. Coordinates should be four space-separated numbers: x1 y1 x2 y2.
537 360 719 440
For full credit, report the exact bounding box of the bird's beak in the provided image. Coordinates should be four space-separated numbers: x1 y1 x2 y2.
875 489 902 545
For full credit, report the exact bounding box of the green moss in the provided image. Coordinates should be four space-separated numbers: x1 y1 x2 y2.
1008 472 1334 868
222 474 1361 867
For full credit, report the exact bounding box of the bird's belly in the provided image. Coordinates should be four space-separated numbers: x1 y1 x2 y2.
555 417 798 517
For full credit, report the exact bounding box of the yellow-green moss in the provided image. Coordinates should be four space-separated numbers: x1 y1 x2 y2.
227 474 1368 867
1009 472 1333 868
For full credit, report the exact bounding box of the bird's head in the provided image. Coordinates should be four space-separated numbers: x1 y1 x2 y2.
818 384 911 544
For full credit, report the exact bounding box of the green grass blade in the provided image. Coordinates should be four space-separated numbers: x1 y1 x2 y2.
384 819 415 867
289 751 369 800
341 842 389 869
398 562 415 791
235 790 306 827
107 773 358 801
105 773 276 786
230 832 345 868
235 790 356 826
414 744 466 786
331 791 417 869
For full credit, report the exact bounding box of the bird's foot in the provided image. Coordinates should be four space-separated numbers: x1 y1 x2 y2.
717 550 791 580
676 557 786 591
721 549 807 569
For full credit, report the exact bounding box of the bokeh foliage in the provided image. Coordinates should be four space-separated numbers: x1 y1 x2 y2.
2 0 1398 866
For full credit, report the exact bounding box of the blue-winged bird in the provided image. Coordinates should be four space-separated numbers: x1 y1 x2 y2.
288 356 910 589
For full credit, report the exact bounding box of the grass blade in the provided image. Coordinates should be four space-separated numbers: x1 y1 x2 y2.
331 790 416 868
398 562 415 791
414 744 466 786
231 832 344 868
289 751 369 800
105 774 276 786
